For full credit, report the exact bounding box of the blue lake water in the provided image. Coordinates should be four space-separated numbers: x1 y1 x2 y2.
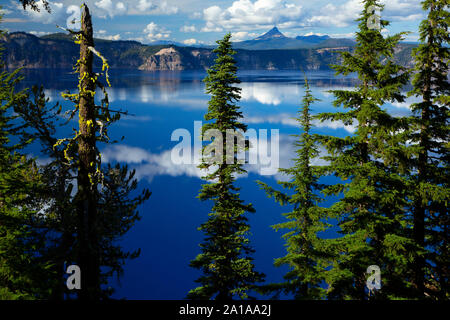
18 69 415 299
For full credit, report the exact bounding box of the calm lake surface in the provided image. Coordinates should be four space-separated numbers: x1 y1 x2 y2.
18 69 414 299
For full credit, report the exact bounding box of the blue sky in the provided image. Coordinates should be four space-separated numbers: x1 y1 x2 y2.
1 0 424 44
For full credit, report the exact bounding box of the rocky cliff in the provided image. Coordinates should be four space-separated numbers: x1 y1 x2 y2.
0 32 415 71
138 46 214 71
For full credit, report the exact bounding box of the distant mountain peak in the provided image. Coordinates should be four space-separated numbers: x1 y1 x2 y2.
270 26 280 32
254 26 286 41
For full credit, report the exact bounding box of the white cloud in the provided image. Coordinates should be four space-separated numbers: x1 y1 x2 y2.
20 0 179 20
202 0 303 32
19 0 65 24
303 32 327 36
137 0 156 11
189 11 202 19
101 34 122 40
157 1 178 14
183 38 198 45
305 0 423 28
382 0 424 22
144 22 160 34
117 2 126 11
231 31 258 42
129 0 178 15
306 0 362 28
180 25 197 32
0 8 12 15
94 29 121 40
143 22 171 41
299 31 356 39
94 0 127 18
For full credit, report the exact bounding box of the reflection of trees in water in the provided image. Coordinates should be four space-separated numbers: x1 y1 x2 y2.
17 68 205 92
15 68 414 112
105 70 205 91
17 68 78 91
19 69 393 103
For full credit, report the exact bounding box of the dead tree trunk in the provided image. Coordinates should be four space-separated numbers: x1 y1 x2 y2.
76 4 100 300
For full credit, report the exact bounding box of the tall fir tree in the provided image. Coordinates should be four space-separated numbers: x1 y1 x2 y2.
407 0 449 299
188 33 264 300
257 78 330 299
0 19 55 299
315 0 413 299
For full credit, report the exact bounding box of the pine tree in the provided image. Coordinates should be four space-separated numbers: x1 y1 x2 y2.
257 78 329 299
188 33 264 300
315 0 413 299
407 0 449 299
18 86 77 299
0 21 54 299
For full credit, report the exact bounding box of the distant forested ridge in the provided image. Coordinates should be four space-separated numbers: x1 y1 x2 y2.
0 32 416 71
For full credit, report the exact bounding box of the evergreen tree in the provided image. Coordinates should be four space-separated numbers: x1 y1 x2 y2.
315 0 413 299
0 21 54 299
188 33 264 300
407 0 449 299
16 86 77 299
257 78 329 299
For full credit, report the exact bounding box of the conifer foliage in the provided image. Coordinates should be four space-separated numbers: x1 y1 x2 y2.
0 23 54 299
257 78 329 299
188 34 264 300
315 0 412 299
407 0 449 299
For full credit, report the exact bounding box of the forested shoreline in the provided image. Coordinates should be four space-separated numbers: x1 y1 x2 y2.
0 31 416 71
